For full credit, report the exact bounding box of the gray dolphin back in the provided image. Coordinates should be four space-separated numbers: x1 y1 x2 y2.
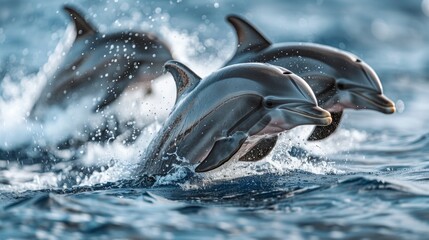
225 15 345 160
30 5 173 120
140 60 331 176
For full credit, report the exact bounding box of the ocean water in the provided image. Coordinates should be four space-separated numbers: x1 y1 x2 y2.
1 0 429 239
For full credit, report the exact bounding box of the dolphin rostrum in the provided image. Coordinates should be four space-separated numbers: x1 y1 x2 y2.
30 5 173 120
224 15 396 161
138 61 332 176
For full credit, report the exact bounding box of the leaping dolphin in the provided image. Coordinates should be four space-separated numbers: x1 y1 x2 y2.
138 61 332 176
224 15 395 161
30 5 173 120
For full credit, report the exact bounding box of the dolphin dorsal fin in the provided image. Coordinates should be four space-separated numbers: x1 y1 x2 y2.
63 5 97 40
227 15 271 54
164 60 201 101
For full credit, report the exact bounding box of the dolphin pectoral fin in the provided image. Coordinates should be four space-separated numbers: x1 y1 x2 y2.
94 65 138 111
195 132 247 173
164 60 201 102
239 135 278 162
63 5 97 39
226 15 271 54
95 82 127 111
94 92 118 112
307 111 343 141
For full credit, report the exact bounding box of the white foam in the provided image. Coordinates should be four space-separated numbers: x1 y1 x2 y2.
113 75 176 126
77 122 162 186
0 163 59 192
0 25 75 149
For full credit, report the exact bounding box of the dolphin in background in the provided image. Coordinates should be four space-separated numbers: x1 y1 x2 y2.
224 15 395 161
29 5 173 121
139 61 332 176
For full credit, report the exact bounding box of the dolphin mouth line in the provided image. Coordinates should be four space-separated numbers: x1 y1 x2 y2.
285 108 333 124
351 91 396 112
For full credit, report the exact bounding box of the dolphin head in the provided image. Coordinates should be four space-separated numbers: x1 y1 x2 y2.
333 55 395 114
254 66 332 134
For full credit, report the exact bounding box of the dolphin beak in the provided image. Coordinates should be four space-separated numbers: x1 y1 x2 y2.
282 104 332 126
350 91 396 114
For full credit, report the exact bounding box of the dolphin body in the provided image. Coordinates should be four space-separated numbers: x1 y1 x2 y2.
139 61 332 176
30 6 173 120
224 15 395 161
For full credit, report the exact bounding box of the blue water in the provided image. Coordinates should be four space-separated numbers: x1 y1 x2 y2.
1 0 429 239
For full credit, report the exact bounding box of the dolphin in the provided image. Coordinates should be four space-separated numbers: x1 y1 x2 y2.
139 61 332 176
29 5 173 120
224 15 396 161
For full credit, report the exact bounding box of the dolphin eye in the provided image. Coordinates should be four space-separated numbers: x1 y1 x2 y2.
337 82 346 90
264 99 275 108
355 59 362 63
283 71 292 74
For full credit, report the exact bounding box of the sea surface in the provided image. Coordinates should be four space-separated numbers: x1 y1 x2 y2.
1 0 429 239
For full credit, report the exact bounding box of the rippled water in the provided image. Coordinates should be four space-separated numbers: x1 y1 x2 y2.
1 0 429 239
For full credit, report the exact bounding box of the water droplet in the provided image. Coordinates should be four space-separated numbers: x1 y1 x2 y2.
396 99 405 113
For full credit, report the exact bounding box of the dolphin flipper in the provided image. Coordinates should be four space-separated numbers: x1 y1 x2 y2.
195 132 247 172
94 64 138 111
94 90 119 112
307 111 343 141
226 15 271 54
63 5 97 39
238 135 278 162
